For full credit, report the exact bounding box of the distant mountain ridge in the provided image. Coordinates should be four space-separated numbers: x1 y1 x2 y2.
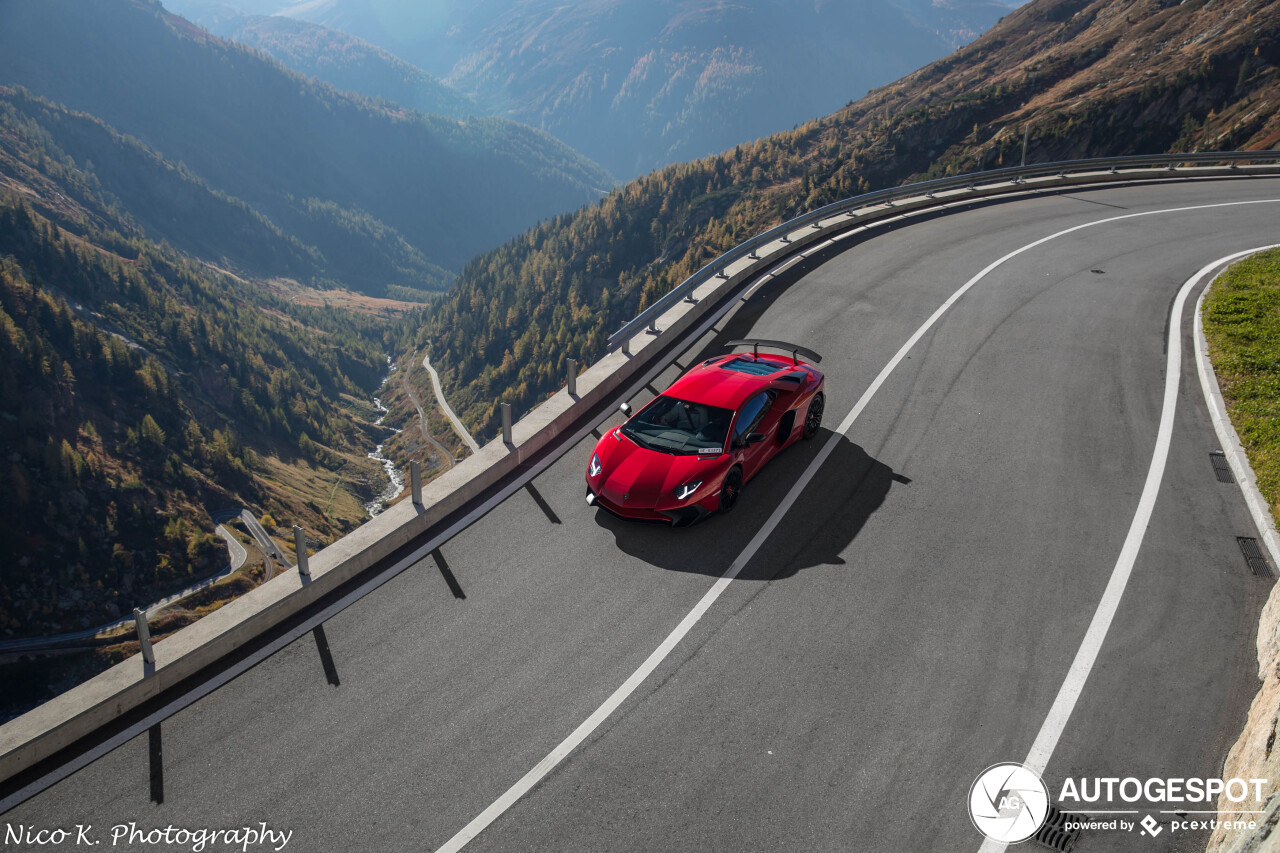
195 12 480 119
0 0 612 296
168 0 1014 179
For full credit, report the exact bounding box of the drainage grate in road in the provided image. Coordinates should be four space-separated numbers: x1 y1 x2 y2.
1238 537 1273 578
1035 805 1081 852
1210 450 1234 483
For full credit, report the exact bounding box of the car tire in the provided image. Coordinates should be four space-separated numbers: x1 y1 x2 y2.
719 466 743 513
802 392 824 440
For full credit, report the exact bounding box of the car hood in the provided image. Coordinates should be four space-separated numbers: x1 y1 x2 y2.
594 431 723 507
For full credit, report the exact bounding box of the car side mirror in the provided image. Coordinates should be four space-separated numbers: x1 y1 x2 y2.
619 402 632 417
745 432 765 445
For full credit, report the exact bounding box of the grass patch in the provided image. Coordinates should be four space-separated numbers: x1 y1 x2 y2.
1203 248 1280 527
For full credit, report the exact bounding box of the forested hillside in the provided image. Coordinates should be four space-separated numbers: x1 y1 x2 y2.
0 190 401 642
0 0 610 297
407 0 1280 440
0 90 334 286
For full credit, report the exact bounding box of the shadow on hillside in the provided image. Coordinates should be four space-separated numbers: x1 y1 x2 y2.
593 431 909 581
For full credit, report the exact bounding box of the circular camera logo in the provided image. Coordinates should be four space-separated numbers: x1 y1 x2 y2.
969 763 1050 843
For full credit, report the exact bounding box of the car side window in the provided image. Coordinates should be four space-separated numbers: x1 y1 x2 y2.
733 391 775 444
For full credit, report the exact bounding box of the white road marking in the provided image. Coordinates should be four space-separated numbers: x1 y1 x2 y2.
977 241 1280 853
437 198 1280 853
1194 248 1280 569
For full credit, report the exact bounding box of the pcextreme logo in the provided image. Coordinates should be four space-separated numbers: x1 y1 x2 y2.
968 763 1050 843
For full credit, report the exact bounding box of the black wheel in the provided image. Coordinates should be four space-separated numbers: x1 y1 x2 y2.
719 466 743 513
802 392 824 439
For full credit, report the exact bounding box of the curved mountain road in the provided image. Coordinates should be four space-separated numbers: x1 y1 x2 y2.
424 351 481 454
402 355 456 473
6 178 1280 853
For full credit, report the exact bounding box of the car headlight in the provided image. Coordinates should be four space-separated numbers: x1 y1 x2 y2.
589 452 602 477
672 480 702 501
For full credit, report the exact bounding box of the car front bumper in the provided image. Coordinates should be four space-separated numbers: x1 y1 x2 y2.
586 485 711 527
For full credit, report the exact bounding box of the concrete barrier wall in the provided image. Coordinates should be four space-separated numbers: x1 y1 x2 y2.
1 164 1273 784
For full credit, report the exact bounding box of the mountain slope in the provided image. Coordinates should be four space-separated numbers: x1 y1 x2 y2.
226 0 1013 179
0 189 397 644
405 0 1280 439
200 13 480 119
442 0 1015 178
0 0 611 295
0 90 330 282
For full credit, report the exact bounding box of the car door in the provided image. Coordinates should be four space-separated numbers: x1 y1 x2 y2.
732 390 777 480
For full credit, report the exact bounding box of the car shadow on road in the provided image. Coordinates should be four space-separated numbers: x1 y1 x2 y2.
593 431 908 581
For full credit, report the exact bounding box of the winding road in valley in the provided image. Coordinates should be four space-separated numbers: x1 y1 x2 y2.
424 351 481 454
402 355 456 473
7 178 1280 853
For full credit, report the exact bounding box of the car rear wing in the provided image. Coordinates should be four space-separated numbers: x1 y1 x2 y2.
725 339 822 364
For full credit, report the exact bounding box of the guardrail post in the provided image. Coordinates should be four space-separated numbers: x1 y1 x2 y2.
410 460 422 506
501 403 513 445
567 359 578 397
134 608 154 668
293 526 310 578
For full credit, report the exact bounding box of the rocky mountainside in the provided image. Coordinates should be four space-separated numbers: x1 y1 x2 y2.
439 0 1015 178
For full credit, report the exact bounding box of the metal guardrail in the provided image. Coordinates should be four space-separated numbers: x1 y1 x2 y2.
609 150 1280 350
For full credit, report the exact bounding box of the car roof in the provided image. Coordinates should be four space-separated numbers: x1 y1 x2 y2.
664 353 812 410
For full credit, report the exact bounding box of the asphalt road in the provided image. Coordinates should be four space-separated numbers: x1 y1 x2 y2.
6 178 1280 853
424 351 481 454
216 525 248 573
240 509 288 570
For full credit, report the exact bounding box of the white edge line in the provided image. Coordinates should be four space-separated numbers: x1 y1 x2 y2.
977 242 1280 853
439 200 1280 853
1193 248 1280 570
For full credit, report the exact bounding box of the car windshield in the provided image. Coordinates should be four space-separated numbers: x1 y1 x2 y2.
621 395 733 455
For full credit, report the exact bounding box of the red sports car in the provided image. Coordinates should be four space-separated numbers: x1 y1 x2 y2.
585 339 825 526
